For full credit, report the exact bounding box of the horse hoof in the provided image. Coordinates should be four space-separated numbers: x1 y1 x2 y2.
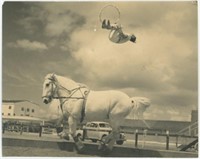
58 133 70 140
103 148 112 155
98 144 112 156
63 135 70 140
75 141 85 153
98 143 107 151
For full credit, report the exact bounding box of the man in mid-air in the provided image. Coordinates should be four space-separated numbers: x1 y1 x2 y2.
102 19 136 44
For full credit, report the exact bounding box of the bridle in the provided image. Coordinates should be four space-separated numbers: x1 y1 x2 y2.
42 77 90 122
42 79 56 100
42 78 88 100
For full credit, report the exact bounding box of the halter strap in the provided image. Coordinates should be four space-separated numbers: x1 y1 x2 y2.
58 89 90 123
80 89 90 123
44 76 90 123
56 84 90 123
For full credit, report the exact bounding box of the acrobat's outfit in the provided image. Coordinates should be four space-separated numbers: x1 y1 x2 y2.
102 19 136 44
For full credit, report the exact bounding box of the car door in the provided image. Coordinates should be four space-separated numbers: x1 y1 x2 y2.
87 122 99 139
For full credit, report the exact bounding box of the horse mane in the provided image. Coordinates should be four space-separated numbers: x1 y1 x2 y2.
45 73 79 90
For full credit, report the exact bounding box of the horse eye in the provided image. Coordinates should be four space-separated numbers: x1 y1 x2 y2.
46 83 50 87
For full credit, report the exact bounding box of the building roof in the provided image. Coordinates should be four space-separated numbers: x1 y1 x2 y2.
121 119 191 133
2 115 45 123
2 100 40 106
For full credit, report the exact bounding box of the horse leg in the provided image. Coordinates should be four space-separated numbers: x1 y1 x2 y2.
68 116 84 152
98 130 120 154
57 115 71 140
98 132 113 151
58 125 70 140
107 129 120 150
98 124 120 153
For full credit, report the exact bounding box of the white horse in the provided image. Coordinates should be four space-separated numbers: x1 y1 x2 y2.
42 73 139 152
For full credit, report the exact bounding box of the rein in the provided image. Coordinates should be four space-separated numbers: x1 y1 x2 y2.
44 78 90 122
52 86 88 100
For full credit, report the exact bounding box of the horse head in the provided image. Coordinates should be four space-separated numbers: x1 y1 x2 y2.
42 73 57 104
42 73 81 104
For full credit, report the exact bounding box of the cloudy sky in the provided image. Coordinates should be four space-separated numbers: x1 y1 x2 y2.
2 1 198 121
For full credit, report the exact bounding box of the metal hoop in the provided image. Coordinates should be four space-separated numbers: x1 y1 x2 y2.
99 5 120 23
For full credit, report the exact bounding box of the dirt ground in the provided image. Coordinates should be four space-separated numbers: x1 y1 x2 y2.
2 131 197 157
3 146 96 157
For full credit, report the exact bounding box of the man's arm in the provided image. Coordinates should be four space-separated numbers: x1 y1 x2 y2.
102 19 121 30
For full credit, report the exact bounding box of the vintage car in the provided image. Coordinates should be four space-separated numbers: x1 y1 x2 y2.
76 121 125 145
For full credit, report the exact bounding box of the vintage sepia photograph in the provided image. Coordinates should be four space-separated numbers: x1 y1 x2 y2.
2 0 198 157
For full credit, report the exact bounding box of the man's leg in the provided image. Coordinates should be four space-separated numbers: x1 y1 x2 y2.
107 20 111 29
102 19 107 29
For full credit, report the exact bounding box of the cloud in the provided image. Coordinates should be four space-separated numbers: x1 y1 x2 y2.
67 25 194 92
17 3 86 38
168 52 198 91
44 10 85 37
144 104 192 121
17 17 40 34
3 2 197 121
8 39 48 52
62 2 198 121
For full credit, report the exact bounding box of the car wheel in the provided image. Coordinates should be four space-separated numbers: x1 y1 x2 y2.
101 134 107 142
91 139 98 143
56 127 63 134
116 140 124 145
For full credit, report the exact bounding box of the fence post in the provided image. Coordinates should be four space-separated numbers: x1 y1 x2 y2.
166 130 169 150
176 135 178 148
142 129 147 148
2 123 5 134
39 124 42 137
82 128 86 141
20 124 23 135
135 129 138 148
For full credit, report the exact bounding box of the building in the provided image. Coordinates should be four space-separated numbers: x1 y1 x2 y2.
120 119 191 134
2 102 15 117
191 110 198 123
2 100 47 133
2 101 40 117
120 110 198 135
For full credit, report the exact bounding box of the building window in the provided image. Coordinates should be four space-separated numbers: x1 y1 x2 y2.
32 109 34 113
8 113 10 116
21 114 23 116
21 107 24 111
14 113 16 116
9 106 12 109
27 108 30 112
2 113 4 115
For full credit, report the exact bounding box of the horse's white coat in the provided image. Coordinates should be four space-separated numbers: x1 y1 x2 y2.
129 97 151 119
42 73 150 151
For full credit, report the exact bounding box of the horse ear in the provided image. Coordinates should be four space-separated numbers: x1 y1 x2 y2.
51 73 56 81
47 73 56 81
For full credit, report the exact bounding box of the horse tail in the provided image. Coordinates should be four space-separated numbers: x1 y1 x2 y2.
131 97 151 109
129 97 151 119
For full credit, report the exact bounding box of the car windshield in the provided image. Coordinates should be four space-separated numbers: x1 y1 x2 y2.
99 123 110 128
86 123 98 128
